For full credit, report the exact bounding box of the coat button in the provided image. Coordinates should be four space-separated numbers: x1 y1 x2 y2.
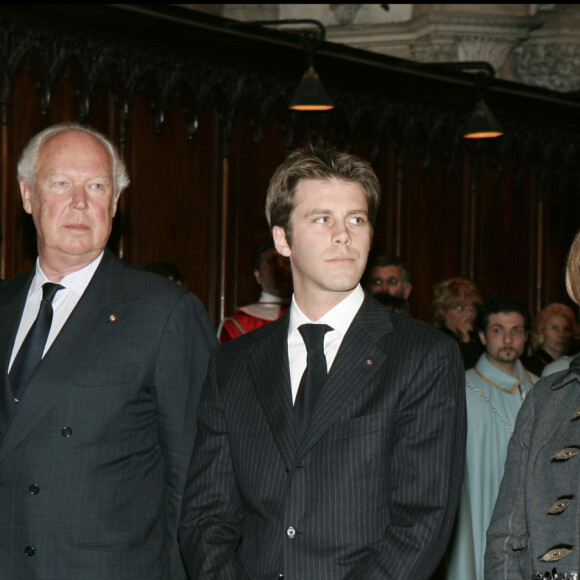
547 497 572 514
551 447 580 461
28 484 39 495
24 546 35 557
61 427 72 437
286 526 296 539
539 546 573 562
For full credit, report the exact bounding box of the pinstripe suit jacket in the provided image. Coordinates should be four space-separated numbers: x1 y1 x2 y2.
0 250 216 580
179 294 466 579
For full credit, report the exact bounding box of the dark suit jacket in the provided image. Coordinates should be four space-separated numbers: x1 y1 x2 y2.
0 249 216 580
179 294 467 579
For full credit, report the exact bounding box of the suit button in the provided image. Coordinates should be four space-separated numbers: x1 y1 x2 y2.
24 546 35 557
28 484 39 495
286 527 296 539
61 427 72 437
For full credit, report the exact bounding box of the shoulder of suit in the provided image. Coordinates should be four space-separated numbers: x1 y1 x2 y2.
218 313 287 352
118 259 184 292
385 308 457 345
104 256 207 312
0 270 32 296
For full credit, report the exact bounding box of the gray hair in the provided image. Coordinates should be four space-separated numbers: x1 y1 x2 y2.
17 122 130 197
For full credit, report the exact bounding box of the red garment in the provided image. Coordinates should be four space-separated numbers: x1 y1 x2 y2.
219 305 288 343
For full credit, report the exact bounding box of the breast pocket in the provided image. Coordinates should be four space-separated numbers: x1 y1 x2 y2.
74 361 141 386
333 413 386 440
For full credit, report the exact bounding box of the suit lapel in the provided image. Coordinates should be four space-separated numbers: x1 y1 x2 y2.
248 317 298 471
0 252 134 463
0 273 33 435
298 296 393 455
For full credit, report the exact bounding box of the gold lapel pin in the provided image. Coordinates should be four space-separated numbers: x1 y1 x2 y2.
108 314 117 322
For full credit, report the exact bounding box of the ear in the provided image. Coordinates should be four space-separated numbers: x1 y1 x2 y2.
20 181 33 215
273 226 291 258
479 330 487 346
403 283 413 300
110 192 122 218
254 270 262 285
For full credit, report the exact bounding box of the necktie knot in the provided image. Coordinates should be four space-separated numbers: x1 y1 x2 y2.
42 282 63 303
299 324 332 355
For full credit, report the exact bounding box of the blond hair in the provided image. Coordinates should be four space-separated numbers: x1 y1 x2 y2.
530 302 577 351
430 277 482 329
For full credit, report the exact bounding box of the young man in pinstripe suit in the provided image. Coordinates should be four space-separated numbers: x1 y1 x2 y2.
180 147 467 579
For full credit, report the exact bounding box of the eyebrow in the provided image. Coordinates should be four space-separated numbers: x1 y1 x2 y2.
303 208 368 217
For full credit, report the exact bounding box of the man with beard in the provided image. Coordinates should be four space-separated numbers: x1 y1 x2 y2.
447 294 537 580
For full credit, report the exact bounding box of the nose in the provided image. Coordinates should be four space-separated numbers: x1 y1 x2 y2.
70 183 88 210
331 222 351 245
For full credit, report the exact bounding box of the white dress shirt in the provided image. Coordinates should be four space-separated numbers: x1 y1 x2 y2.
9 253 104 371
287 285 365 404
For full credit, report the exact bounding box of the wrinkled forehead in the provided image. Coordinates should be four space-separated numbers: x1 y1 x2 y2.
38 130 113 175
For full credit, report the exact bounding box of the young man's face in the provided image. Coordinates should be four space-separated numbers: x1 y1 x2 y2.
273 178 371 312
479 311 528 372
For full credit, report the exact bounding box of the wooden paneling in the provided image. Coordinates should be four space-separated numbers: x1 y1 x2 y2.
2 5 580 328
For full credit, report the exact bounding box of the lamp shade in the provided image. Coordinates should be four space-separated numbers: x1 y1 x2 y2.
289 66 334 111
463 99 503 139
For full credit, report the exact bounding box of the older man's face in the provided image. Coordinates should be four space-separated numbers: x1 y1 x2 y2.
20 131 118 275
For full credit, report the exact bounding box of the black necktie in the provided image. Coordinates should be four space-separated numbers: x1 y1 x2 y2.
294 323 332 444
9 282 63 400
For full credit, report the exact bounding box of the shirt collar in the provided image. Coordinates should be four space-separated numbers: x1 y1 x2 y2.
31 252 104 299
288 284 365 339
258 291 291 305
476 353 528 389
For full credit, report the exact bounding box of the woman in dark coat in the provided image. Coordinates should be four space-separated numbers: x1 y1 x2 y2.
485 231 580 580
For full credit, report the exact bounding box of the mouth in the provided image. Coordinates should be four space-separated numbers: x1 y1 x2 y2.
327 254 355 263
65 224 89 231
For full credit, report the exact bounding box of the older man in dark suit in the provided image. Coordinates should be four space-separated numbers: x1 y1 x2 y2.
179 147 466 579
0 123 216 579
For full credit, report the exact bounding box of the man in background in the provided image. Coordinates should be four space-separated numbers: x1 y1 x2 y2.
218 240 292 342
364 253 412 300
0 123 216 579
447 294 537 580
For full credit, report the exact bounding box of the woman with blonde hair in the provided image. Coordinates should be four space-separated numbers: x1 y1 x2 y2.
486 230 580 579
430 277 483 368
523 302 577 375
